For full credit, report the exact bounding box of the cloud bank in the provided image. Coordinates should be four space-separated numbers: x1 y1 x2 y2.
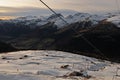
0 0 119 12
0 0 119 19
0 7 78 17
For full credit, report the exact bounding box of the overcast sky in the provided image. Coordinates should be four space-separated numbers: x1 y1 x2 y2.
0 0 119 19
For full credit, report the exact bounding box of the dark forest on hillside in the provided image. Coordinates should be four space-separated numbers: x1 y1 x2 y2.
0 21 120 62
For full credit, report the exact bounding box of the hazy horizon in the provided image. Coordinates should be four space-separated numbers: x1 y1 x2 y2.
0 0 119 19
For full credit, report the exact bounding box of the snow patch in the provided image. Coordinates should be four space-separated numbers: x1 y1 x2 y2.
0 50 119 80
107 15 120 27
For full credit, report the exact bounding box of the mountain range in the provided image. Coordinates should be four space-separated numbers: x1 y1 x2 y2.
0 12 120 62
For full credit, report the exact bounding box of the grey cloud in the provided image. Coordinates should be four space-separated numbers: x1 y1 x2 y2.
0 7 78 17
0 0 118 18
54 0 117 12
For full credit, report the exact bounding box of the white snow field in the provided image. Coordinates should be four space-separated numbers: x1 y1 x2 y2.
0 50 120 80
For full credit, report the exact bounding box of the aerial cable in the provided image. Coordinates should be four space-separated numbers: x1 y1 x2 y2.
39 0 69 25
39 0 110 60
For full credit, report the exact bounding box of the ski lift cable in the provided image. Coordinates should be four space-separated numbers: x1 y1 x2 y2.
39 0 69 25
39 0 110 60
39 0 109 60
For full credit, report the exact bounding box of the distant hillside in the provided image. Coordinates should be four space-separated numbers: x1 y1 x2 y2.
0 21 119 62
0 41 17 53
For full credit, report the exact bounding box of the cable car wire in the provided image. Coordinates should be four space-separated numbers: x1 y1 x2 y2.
39 0 110 60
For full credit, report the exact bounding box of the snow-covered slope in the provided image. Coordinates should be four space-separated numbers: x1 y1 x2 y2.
107 15 120 27
55 13 108 28
0 50 119 80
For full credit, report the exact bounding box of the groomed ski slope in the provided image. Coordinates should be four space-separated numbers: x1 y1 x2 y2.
0 50 119 80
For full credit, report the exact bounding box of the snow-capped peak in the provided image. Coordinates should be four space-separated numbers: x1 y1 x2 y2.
14 16 44 21
107 15 120 27
47 14 63 19
0 12 120 28
55 12 108 28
